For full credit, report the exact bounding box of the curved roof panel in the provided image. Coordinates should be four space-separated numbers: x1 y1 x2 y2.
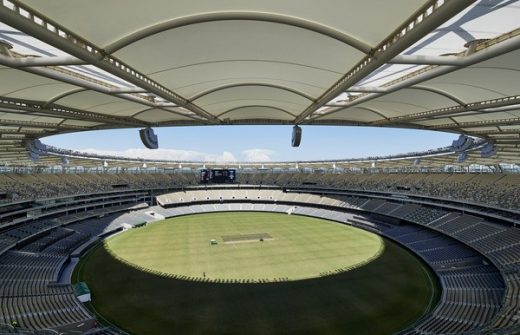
0 0 518 167
23 0 421 47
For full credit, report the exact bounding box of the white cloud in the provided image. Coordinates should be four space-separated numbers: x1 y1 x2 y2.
79 147 275 162
242 149 274 162
80 148 237 162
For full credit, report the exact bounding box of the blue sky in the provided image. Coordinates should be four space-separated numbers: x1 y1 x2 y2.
42 126 457 162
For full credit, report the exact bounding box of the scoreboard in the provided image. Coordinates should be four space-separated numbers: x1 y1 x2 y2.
200 169 236 183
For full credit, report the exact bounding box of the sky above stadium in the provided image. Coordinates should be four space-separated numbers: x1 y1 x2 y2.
43 126 457 162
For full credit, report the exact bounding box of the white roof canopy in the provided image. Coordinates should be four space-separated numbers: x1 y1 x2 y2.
0 0 519 167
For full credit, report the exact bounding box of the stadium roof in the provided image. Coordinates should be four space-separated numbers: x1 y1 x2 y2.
0 0 519 168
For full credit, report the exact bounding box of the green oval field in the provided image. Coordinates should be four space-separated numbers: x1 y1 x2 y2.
75 212 439 335
106 212 383 281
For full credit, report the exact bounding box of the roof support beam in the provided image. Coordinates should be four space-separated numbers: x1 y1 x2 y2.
104 12 373 54
467 129 520 135
0 118 88 130
0 128 56 136
0 59 201 122
372 95 520 125
389 54 466 66
330 86 467 105
312 28 520 122
0 54 84 67
0 1 220 124
408 86 465 105
44 88 88 107
0 58 154 105
189 83 315 102
294 0 476 124
431 118 520 130
217 105 296 118
0 96 149 127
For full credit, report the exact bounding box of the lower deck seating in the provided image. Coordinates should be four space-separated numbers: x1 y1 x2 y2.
0 247 93 330
0 188 519 334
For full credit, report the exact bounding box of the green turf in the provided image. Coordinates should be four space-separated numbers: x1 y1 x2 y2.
74 212 439 335
105 212 383 281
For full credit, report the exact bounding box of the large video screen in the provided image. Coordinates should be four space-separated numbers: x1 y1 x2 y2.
200 169 236 183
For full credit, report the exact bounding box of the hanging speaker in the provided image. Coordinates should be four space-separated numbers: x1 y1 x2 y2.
480 142 497 158
139 127 159 149
291 125 302 147
451 135 474 152
26 139 47 161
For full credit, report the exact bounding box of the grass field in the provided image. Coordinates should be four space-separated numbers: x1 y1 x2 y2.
75 212 439 335
106 212 383 281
